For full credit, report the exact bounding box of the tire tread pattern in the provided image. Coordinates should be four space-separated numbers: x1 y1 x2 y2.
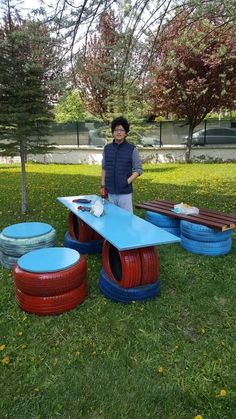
13 255 87 296
16 281 87 315
102 241 159 288
181 234 232 256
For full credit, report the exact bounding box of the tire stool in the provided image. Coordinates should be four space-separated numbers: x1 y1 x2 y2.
13 247 87 315
0 222 56 269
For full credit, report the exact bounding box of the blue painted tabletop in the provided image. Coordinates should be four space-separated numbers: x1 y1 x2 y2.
18 247 80 273
57 195 180 251
2 222 52 239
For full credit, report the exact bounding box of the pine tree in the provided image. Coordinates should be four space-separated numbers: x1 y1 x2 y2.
0 4 63 213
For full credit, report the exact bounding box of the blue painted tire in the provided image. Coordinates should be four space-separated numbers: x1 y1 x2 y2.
145 211 180 236
64 232 103 254
161 227 180 237
99 268 160 303
180 235 232 256
145 211 180 227
180 220 232 242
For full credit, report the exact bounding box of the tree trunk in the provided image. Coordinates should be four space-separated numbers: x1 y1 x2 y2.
185 124 194 163
20 140 27 214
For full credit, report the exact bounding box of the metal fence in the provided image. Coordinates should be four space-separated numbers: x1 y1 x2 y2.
46 122 107 147
46 119 236 147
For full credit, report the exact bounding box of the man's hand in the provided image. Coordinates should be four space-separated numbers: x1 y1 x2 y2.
100 185 108 199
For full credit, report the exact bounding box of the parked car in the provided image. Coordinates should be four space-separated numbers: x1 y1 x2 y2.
140 136 161 147
181 127 236 145
88 129 107 147
135 132 161 147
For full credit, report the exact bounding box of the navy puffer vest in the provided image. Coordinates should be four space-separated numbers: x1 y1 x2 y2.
104 140 135 194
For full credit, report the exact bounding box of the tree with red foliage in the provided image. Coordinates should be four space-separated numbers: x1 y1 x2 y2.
148 12 236 161
76 11 118 120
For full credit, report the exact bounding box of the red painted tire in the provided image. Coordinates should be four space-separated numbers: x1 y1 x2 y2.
93 230 104 241
16 281 87 316
68 212 94 242
102 240 141 288
139 247 160 285
68 212 103 243
13 255 87 297
68 211 77 239
102 240 113 279
79 220 95 242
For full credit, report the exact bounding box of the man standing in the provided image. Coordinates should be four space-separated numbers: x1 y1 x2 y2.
101 116 142 213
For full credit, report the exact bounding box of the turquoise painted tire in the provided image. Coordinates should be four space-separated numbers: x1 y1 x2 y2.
64 232 103 254
180 220 233 242
0 228 56 257
0 252 18 269
99 268 160 303
180 234 232 256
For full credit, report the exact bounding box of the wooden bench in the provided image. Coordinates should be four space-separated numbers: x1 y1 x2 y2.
57 195 180 250
136 199 236 231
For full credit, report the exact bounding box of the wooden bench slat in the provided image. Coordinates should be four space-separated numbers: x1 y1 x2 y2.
138 205 235 230
143 201 236 224
147 200 236 220
136 200 236 231
137 204 229 230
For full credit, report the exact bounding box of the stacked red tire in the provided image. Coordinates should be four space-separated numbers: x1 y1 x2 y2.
102 240 160 287
68 212 103 242
65 212 103 254
13 247 87 316
100 240 160 302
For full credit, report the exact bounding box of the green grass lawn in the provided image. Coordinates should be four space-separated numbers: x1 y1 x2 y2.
0 163 235 419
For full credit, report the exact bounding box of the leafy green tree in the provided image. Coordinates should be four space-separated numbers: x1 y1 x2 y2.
0 5 64 213
55 90 86 123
